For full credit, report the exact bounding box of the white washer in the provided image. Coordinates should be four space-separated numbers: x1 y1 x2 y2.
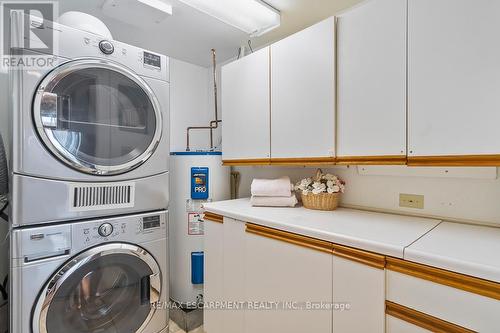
10 210 169 333
7 13 170 226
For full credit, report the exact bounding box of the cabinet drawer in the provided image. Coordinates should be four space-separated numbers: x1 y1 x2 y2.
386 269 500 332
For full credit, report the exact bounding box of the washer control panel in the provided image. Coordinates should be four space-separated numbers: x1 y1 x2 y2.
98 223 114 237
71 211 167 249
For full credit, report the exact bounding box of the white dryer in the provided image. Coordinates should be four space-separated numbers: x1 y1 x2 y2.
10 210 169 333
7 13 170 226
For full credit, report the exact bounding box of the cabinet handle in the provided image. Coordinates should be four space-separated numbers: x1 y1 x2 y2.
204 212 223 224
386 301 476 333
332 243 386 269
386 257 500 301
245 223 333 254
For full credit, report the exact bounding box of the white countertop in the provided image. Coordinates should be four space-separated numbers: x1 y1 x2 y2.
405 222 500 283
203 198 441 258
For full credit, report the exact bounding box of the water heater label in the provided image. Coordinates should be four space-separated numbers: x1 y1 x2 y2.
188 212 204 235
191 167 209 200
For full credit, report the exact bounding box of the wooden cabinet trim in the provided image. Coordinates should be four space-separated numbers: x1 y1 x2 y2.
336 155 407 165
386 301 476 333
386 257 500 301
269 157 336 166
222 158 270 166
204 212 224 224
245 223 386 268
222 218 500 299
245 223 333 254
407 155 500 167
332 243 386 269
223 157 336 166
224 155 500 167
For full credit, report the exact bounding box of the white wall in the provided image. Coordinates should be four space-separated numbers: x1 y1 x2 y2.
0 71 9 289
170 58 221 152
235 166 500 226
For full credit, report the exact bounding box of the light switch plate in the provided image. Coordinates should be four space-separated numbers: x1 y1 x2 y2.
399 193 424 209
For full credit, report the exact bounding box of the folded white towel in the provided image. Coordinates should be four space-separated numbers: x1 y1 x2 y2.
250 195 298 207
251 176 293 197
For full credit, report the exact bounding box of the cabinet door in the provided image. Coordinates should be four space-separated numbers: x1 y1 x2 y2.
337 0 407 161
222 219 246 333
387 315 431 333
271 18 336 160
408 0 500 159
204 219 224 333
244 226 333 333
221 47 270 162
332 256 385 333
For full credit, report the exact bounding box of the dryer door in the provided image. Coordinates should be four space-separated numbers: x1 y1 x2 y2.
33 58 163 176
33 243 162 333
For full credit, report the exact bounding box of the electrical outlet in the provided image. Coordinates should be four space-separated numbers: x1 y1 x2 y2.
399 193 424 209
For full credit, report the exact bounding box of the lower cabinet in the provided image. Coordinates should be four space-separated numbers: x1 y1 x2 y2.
332 255 385 333
386 257 500 333
245 224 333 333
203 215 224 333
206 215 500 333
205 216 386 333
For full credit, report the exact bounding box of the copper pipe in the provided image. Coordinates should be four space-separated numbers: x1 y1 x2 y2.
186 49 221 151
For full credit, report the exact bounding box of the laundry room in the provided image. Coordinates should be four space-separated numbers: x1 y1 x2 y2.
2 0 500 333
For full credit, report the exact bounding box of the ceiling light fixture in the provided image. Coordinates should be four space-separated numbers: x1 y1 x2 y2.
178 0 280 37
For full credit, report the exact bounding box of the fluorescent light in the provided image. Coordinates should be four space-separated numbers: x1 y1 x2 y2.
178 0 280 37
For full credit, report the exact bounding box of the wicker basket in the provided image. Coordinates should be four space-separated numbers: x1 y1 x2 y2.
301 192 340 211
299 169 341 211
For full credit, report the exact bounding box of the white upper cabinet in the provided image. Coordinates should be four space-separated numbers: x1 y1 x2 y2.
221 46 270 162
270 17 336 160
408 0 500 158
337 0 407 161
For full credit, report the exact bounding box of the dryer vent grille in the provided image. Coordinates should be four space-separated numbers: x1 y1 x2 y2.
70 183 135 211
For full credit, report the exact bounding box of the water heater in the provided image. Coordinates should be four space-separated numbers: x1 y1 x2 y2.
169 152 230 307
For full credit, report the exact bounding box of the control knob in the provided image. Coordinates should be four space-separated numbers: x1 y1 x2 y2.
99 40 114 55
98 223 114 237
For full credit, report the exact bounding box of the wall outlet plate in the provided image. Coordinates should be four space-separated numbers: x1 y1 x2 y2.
399 193 424 209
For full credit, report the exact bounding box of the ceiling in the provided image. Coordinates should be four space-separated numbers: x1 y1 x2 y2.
56 0 364 67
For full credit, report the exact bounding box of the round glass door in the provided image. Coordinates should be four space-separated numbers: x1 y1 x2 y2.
34 244 161 333
33 59 162 175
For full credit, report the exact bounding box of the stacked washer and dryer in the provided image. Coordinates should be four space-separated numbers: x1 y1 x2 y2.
5 12 170 333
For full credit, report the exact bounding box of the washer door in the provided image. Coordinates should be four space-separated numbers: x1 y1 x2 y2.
33 59 162 176
33 243 162 333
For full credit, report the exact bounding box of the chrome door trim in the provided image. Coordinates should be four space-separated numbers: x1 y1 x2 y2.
33 243 162 333
33 58 163 176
